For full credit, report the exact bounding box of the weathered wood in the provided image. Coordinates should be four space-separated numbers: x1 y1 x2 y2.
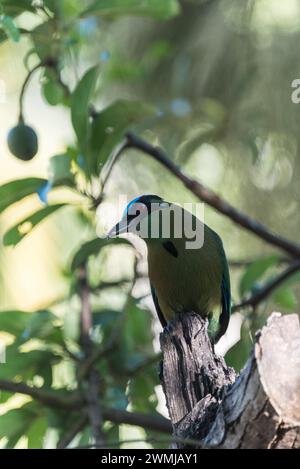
160 312 300 449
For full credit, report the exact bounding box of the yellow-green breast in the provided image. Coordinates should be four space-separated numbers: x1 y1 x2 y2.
147 224 224 324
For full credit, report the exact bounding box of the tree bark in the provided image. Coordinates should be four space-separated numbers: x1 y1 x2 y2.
160 312 300 448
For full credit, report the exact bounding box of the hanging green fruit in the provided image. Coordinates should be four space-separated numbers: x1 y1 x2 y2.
7 123 38 161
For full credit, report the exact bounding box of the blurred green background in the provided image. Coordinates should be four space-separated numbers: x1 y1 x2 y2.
0 0 300 449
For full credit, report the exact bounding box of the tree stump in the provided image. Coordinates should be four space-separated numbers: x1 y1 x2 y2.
160 312 300 448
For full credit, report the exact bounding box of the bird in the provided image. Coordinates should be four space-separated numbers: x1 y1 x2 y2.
108 194 231 343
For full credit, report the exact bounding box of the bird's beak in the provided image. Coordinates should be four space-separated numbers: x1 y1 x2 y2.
107 218 130 238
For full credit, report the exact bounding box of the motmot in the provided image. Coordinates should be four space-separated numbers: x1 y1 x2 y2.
108 195 231 342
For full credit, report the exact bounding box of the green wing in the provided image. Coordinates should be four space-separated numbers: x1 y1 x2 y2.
207 228 231 343
215 263 231 342
151 284 167 328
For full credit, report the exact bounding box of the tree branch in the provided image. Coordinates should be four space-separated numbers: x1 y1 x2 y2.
232 260 300 312
0 377 171 434
0 379 83 409
118 132 300 260
229 256 290 268
101 407 172 434
96 131 300 312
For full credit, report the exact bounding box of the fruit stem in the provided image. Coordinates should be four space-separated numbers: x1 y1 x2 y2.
18 62 44 123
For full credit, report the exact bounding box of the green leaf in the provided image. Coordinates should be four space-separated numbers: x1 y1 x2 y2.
45 408 63 429
31 20 61 61
0 405 38 447
3 204 66 246
71 65 99 148
43 0 62 15
106 386 128 410
63 307 80 342
0 344 55 381
93 309 119 327
104 424 120 446
22 310 63 344
42 80 65 106
239 255 279 297
124 299 153 353
27 416 47 449
128 372 158 412
0 309 62 345
0 29 6 44
0 390 11 404
225 320 253 372
0 402 41 448
0 15 20 42
0 177 46 214
106 300 155 378
0 310 31 336
39 363 53 388
273 287 297 311
0 1 35 16
53 0 82 18
90 99 155 173
71 237 132 270
83 0 180 20
48 154 74 186
78 426 92 446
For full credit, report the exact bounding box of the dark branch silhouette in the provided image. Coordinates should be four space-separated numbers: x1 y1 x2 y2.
0 378 171 435
232 260 300 312
120 132 300 260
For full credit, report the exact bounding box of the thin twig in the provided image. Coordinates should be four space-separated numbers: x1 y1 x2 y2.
78 266 93 351
0 379 83 409
18 62 44 122
99 138 130 192
229 256 290 268
61 344 81 362
91 278 133 292
57 414 88 449
18 58 65 122
92 273 148 291
232 260 300 312
0 378 171 434
101 407 172 434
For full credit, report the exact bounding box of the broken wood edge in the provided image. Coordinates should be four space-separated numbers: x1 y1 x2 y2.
160 312 300 449
255 312 300 427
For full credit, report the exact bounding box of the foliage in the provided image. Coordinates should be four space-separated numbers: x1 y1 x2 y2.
0 0 300 449
0 0 179 449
